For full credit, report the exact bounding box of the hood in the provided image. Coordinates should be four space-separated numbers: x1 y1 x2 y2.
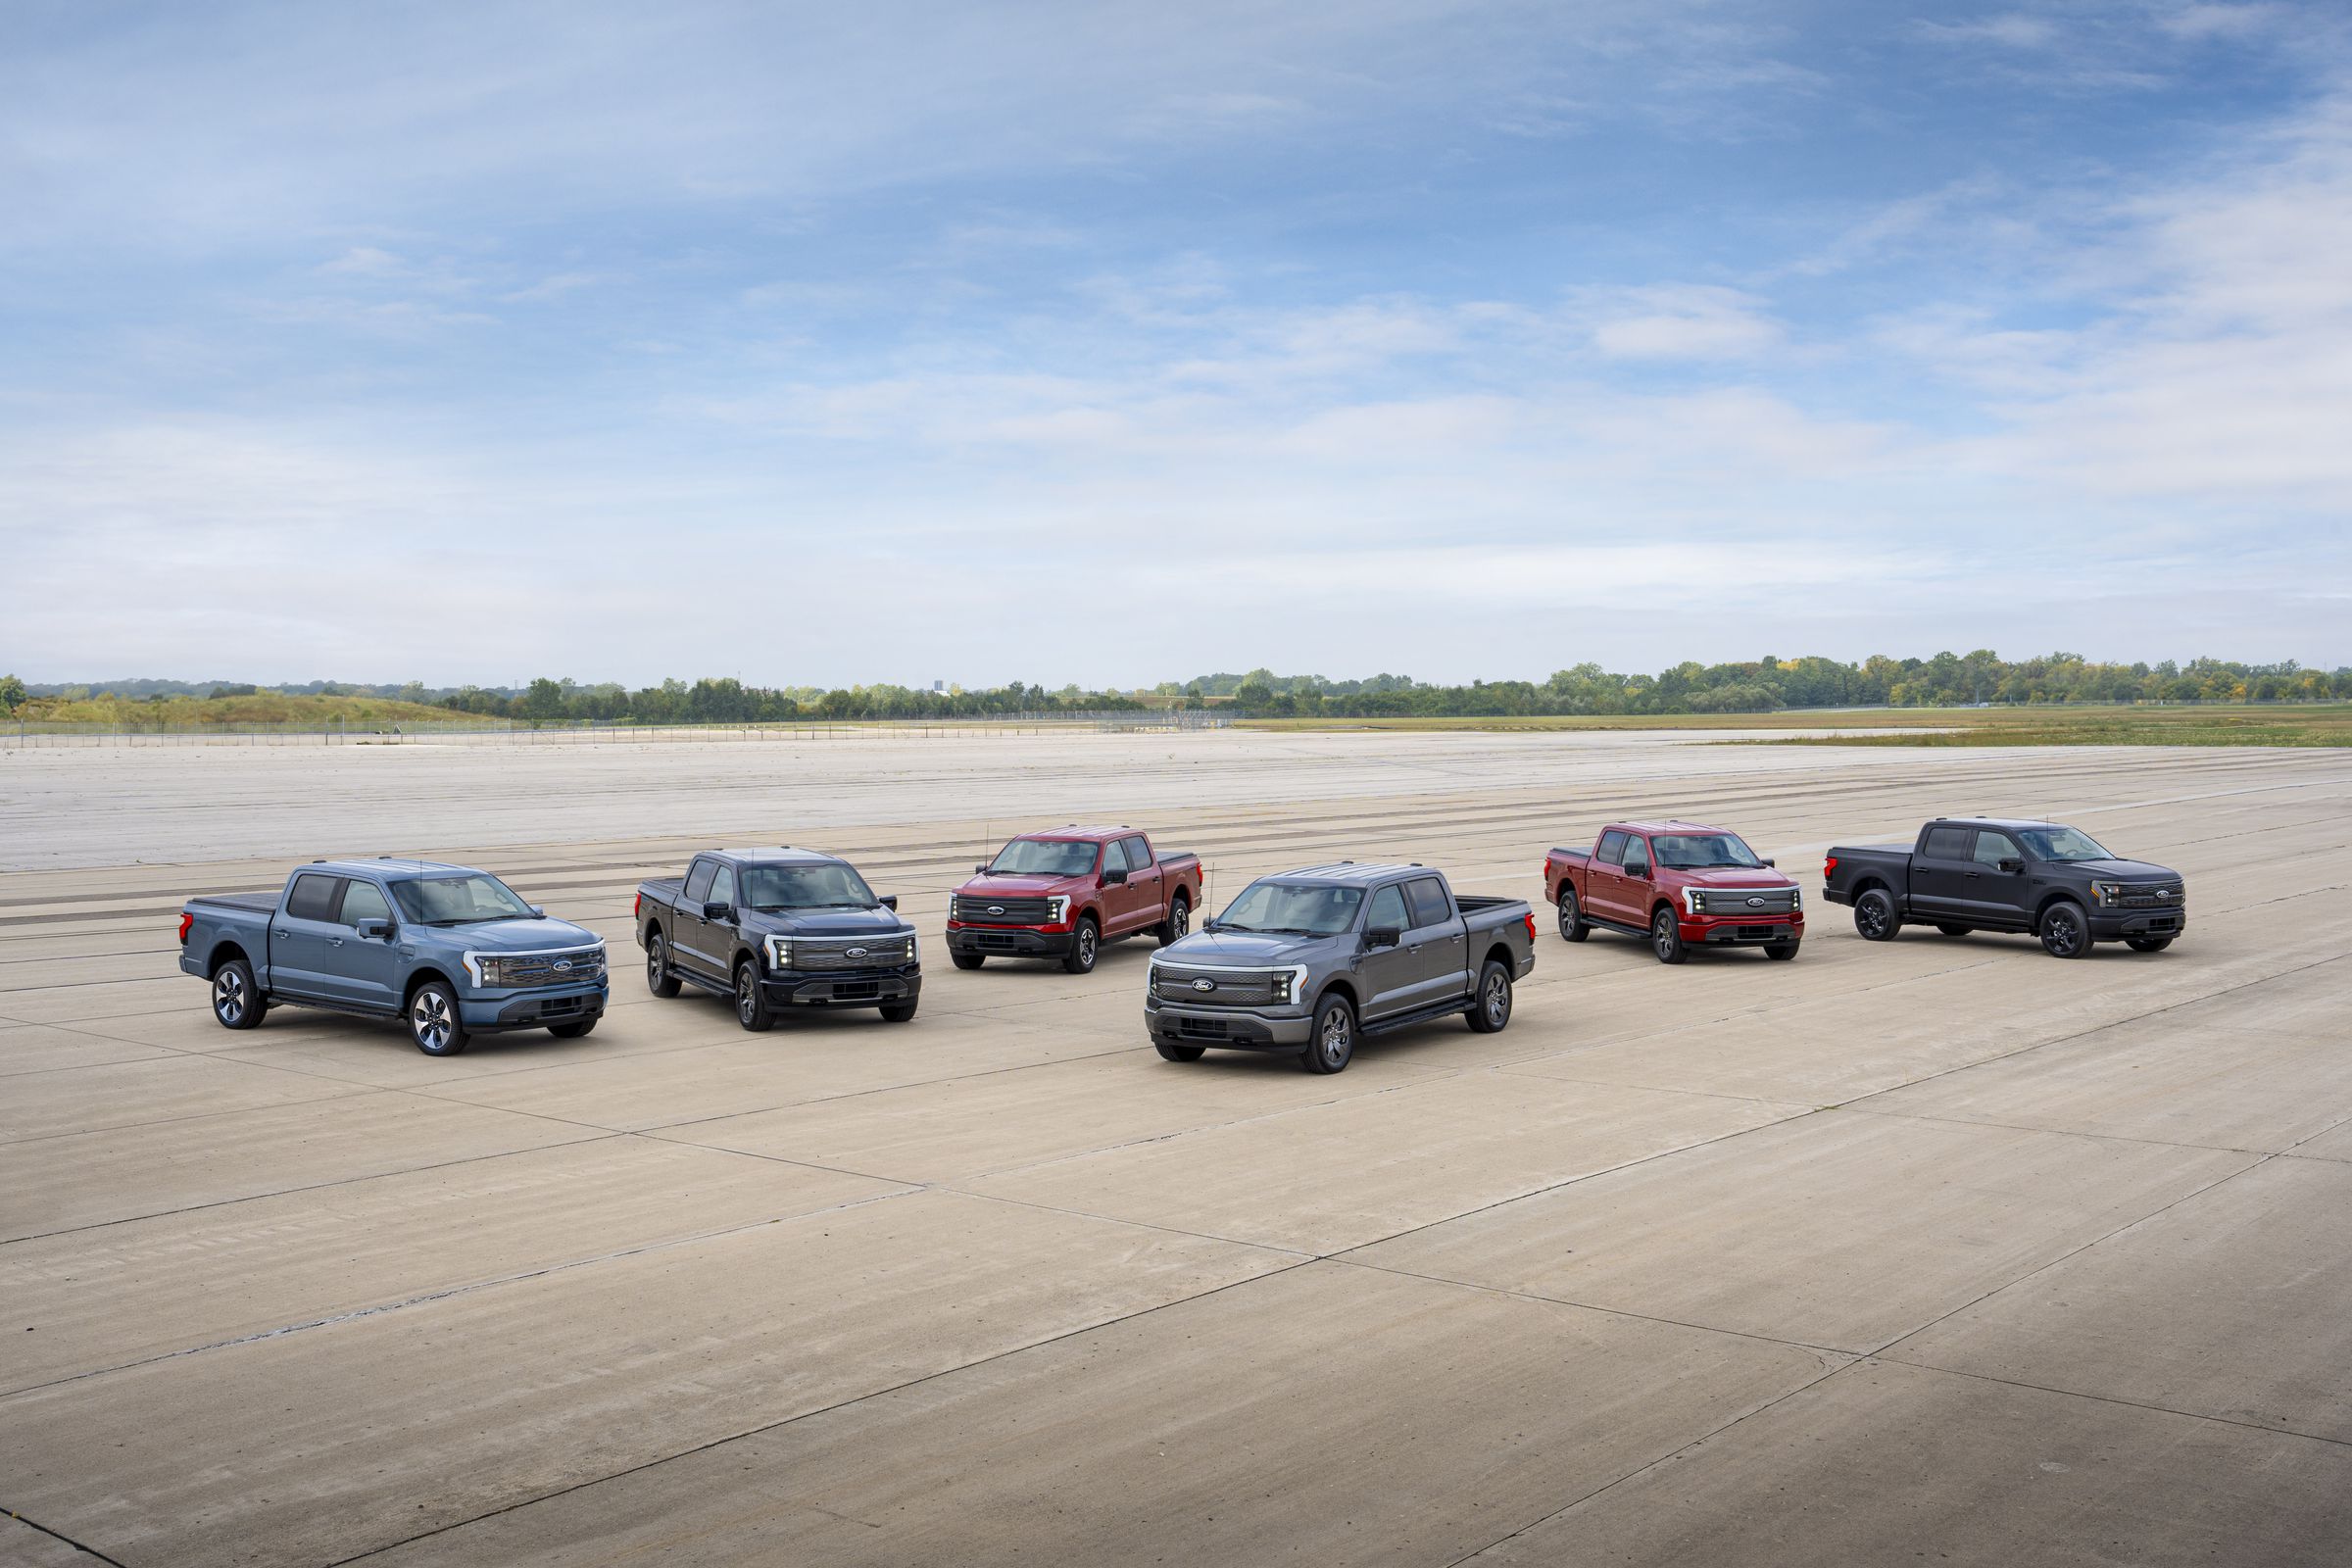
451 916 602 953
957 872 1083 895
1158 929 1336 964
1675 867 1797 890
741 906 910 936
2071 858 2180 882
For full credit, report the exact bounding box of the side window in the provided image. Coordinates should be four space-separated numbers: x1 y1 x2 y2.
339 879 391 926
1367 884 1408 932
1102 839 1129 875
708 863 736 909
1404 877 1451 927
1596 830 1628 866
1122 835 1152 870
286 873 339 921
683 858 715 902
1923 825 1971 859
1973 830 2022 867
1620 837 1651 878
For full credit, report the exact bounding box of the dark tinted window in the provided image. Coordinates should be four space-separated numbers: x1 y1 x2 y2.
1122 835 1152 870
1367 884 1408 931
1404 877 1450 927
286 873 340 921
338 879 391 926
1620 837 1651 877
1595 830 1628 866
708 863 736 908
683 859 715 902
1973 830 2022 867
1922 825 1971 858
1102 838 1130 875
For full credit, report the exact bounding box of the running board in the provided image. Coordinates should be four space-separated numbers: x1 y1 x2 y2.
1361 994 1476 1037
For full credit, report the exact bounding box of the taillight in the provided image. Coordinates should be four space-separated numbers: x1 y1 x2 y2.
1823 857 1838 880
1524 912 1537 942
177 911 193 945
632 892 641 919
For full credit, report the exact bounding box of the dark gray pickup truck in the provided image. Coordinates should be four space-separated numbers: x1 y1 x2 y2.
1145 861 1536 1072
636 846 921 1029
1824 817 2185 958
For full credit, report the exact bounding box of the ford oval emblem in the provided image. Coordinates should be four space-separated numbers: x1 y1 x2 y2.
1746 897 1765 908
987 905 1005 915
846 947 867 959
1192 978 1215 992
553 959 573 972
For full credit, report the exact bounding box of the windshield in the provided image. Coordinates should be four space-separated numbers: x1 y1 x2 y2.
742 862 880 909
391 874 535 925
986 839 1098 877
1651 832 1764 870
1217 881 1364 936
2015 825 2115 862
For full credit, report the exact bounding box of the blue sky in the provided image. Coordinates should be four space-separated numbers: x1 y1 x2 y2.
5 0 2348 687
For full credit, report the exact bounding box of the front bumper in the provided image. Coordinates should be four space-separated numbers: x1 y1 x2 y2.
762 966 923 1007
1680 911 1805 946
2089 908 2187 941
947 924 1075 958
466 980 610 1031
1144 997 1313 1051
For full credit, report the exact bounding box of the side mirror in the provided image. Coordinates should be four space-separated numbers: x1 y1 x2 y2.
702 901 730 921
974 863 989 874
1103 868 1128 885
1997 858 2025 874
1200 916 1219 932
527 905 545 917
1761 858 1776 868
879 894 899 910
355 918 393 941
1365 926 1401 950
1624 864 1649 882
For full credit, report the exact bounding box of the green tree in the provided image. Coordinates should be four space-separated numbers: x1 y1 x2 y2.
0 673 27 713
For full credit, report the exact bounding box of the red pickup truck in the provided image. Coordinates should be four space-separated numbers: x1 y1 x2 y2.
947 825 1203 975
1544 819 1803 963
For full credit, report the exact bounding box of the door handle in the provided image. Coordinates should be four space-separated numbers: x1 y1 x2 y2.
274 929 290 939
328 937 345 948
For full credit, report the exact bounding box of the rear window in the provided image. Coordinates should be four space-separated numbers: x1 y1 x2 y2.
286 874 340 922
683 859 715 902
1404 878 1450 927
1596 830 1628 866
1923 826 1971 858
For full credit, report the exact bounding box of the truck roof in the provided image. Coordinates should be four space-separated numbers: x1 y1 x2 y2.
304 858 477 881
1608 819 1738 836
1013 824 1135 842
711 847 848 866
1270 861 1434 885
1932 816 2067 831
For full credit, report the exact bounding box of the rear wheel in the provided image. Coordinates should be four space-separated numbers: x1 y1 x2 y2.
1061 916 1101 975
1764 942 1799 961
211 957 265 1030
951 953 986 970
1650 906 1687 965
878 998 919 1022
1854 888 1898 942
547 1017 598 1039
645 931 681 997
2039 901 2092 959
1154 1040 1205 1062
409 980 469 1056
1301 992 1356 1074
1557 887 1589 943
1155 893 1191 947
1466 958 1513 1032
1936 923 1973 938
735 960 776 1030
2126 936 2175 954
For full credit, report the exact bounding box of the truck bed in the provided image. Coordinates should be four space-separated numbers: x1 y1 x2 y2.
185 892 279 914
1456 894 1528 916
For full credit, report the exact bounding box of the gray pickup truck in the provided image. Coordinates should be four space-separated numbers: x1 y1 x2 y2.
1145 861 1536 1072
178 859 609 1055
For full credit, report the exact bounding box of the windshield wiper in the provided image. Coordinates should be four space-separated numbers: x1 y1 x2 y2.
1218 922 1258 933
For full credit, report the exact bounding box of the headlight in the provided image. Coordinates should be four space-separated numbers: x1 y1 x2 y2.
2091 882 2123 906
1268 970 1294 1004
946 894 958 921
468 954 507 987
1047 895 1070 924
1789 887 1802 910
904 929 920 962
1685 889 1706 914
766 934 793 968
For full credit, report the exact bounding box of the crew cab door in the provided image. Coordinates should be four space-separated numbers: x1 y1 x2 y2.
671 858 725 978
1117 834 1162 932
1907 824 1976 918
1614 834 1659 929
270 871 346 1000
1358 883 1419 1018
1400 875 1470 1007
1098 837 1139 933
1964 828 2033 927
1589 830 1631 922
327 877 403 1013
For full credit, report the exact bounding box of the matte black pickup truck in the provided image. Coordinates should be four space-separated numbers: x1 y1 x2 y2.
1823 817 2185 958
636 847 920 1029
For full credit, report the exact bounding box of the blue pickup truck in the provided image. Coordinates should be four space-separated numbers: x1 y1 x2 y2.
178 859 610 1055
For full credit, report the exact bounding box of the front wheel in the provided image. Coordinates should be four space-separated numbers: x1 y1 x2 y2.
1061 916 1101 975
1650 906 1687 965
409 980 469 1056
211 957 265 1030
951 953 985 971
2126 936 2174 954
2039 901 2092 959
735 961 776 1030
1155 894 1191 947
1557 888 1589 943
645 931 681 998
1154 1040 1205 1062
1301 993 1356 1074
878 998 919 1022
548 1017 598 1039
1466 958 1514 1032
1764 942 1798 961
1853 888 1898 942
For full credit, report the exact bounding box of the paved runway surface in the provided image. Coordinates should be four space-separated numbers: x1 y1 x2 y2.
2 733 2348 1566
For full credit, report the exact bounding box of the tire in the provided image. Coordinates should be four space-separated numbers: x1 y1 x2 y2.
548 1017 598 1039
1764 942 1798 961
1061 915 1101 975
1936 924 1973 938
2126 936 2175 954
645 930 681 998
1853 887 1899 942
210 956 265 1030
1301 991 1356 1074
1155 893 1192 947
951 953 986 971
1556 887 1590 943
878 998 919 1022
1155 1040 1206 1062
408 980 469 1056
2039 901 2092 959
1650 906 1687 965
735 960 776 1030
1466 958 1513 1032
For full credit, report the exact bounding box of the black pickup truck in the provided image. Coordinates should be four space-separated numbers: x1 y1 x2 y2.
635 847 921 1029
1823 817 2185 959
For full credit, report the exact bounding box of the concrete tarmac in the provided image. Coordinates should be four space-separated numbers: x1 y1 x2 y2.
1 732 2347 1566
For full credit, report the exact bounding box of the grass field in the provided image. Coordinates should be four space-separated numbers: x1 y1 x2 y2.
13 691 464 727
1238 705 2352 747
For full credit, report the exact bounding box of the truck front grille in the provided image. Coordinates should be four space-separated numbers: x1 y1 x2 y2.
1152 965 1281 1007
2114 883 2185 908
953 896 1054 924
1693 886 1799 915
794 937 914 970
494 948 607 987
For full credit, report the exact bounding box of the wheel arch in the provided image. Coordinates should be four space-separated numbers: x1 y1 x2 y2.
1314 975 1359 1013
206 939 249 976
403 965 458 1005
1482 941 1517 974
